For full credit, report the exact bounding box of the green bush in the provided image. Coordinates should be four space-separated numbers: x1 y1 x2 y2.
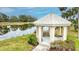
28 34 38 46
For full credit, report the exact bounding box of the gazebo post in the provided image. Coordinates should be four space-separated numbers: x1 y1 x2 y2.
36 26 39 40
37 26 43 43
59 27 62 35
63 26 67 40
49 26 55 42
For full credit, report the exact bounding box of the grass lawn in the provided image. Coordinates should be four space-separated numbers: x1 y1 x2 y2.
0 34 34 51
67 26 79 51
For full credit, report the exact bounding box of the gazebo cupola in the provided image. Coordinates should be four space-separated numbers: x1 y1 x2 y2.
33 13 71 44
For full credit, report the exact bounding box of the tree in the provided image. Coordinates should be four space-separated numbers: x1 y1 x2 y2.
18 15 28 22
26 15 37 22
18 15 37 22
59 7 67 12
9 16 18 22
0 12 9 22
59 7 79 39
78 14 79 39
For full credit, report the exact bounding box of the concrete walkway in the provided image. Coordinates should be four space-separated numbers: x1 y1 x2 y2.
32 42 50 51
32 37 62 51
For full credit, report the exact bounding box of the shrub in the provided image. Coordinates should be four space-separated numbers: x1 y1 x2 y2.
28 34 38 46
50 40 75 51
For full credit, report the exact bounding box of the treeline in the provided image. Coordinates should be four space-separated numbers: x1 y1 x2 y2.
0 12 37 22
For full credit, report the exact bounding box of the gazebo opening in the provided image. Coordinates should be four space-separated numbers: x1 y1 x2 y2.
42 26 64 42
55 26 63 37
43 27 50 37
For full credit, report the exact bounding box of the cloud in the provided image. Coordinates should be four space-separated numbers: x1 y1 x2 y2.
0 8 14 13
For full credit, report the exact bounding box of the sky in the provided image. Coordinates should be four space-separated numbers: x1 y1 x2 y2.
0 7 61 19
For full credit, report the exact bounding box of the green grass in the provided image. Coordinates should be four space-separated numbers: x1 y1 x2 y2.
0 34 34 51
67 34 79 51
67 28 79 51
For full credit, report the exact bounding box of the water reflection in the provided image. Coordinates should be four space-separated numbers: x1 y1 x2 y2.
0 24 36 40
0 26 10 35
0 27 36 40
0 26 49 40
0 24 34 35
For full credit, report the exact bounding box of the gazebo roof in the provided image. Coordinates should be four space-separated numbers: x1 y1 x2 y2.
34 13 71 26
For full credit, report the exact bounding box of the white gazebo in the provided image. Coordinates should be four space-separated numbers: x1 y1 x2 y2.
33 13 71 44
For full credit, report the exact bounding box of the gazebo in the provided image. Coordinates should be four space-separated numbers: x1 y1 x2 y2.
33 13 71 44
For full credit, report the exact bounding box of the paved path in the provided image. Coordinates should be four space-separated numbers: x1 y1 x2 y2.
32 37 62 51
32 42 50 51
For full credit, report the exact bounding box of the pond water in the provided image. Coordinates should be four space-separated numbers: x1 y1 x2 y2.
0 26 49 40
0 27 36 40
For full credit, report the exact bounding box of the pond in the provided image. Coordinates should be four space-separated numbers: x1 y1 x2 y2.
0 24 36 40
0 25 49 40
